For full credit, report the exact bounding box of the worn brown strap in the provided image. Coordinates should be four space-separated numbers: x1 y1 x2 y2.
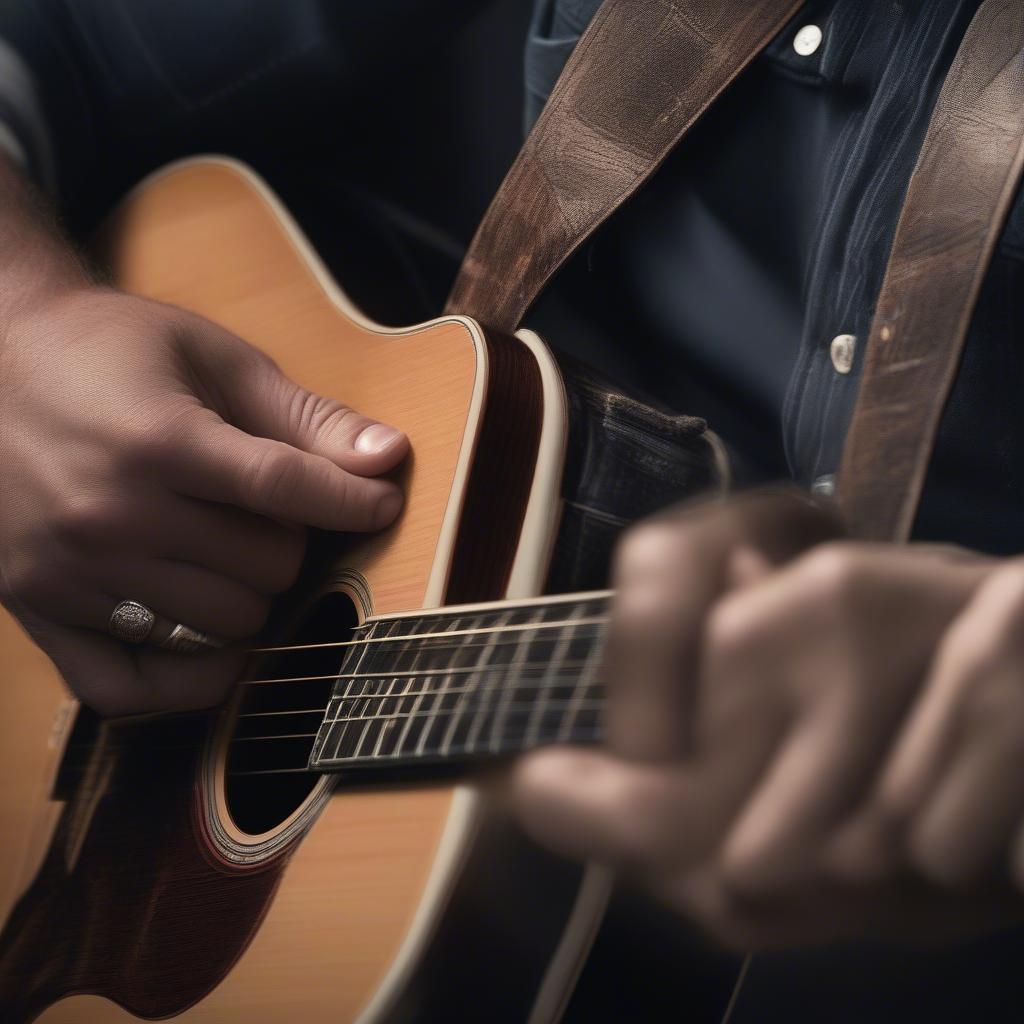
837 0 1024 542
445 0 804 333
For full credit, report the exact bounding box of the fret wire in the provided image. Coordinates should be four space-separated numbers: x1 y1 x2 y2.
523 602 584 749
352 682 384 759
346 677 377 761
373 614 454 761
248 613 609 656
441 607 511 757
486 607 539 755
389 665 424 756
324 617 379 761
559 634 603 743
349 623 413 760
369 675 403 759
385 619 437 759
414 616 464 758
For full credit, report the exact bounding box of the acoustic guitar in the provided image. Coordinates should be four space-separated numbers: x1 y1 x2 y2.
0 157 724 1023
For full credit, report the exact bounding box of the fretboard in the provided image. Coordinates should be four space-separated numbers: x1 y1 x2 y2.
308 593 609 772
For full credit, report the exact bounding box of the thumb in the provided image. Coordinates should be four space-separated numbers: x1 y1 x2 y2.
193 324 409 477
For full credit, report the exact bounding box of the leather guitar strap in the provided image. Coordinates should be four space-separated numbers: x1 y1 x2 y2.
448 0 1024 545
837 0 1024 541
445 0 805 332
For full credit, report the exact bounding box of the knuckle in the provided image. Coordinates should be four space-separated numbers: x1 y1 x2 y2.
705 596 761 668
242 446 302 511
613 520 685 585
294 390 357 440
797 542 868 613
50 492 115 545
120 404 197 470
609 581 678 647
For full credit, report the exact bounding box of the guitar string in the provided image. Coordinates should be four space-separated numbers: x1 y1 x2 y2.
236 670 603 717
239 658 597 687
54 699 605 767
227 726 606 776
56 713 606 773
54 667 607 767
234 700 605 741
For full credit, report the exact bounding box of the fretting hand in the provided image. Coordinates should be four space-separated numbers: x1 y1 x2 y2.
515 491 1024 948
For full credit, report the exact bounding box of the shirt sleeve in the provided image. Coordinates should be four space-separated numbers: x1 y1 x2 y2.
0 2 100 211
0 37 52 186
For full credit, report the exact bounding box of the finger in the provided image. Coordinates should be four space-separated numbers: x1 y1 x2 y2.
720 688 889 891
515 728 779 873
144 495 306 595
9 546 270 641
184 325 409 476
168 413 403 532
514 747 700 869
827 563 1024 884
877 564 1024 823
606 491 841 761
102 559 271 641
606 521 703 759
909 721 1024 887
713 545 989 892
29 617 242 716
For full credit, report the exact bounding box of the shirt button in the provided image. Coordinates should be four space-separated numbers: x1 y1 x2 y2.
830 334 856 374
811 474 836 498
793 24 823 56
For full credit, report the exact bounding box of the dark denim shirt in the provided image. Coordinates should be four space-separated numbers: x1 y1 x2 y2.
1 0 1021 553
527 0 1024 554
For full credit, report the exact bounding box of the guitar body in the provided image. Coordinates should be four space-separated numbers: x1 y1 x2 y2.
0 157 605 1024
0 157 729 1024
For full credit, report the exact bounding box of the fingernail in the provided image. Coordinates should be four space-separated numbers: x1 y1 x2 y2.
355 423 403 454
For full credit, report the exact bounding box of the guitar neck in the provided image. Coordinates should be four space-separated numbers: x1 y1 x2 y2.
304 592 611 773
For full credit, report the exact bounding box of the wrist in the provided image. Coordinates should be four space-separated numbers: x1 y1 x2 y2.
0 155 94 351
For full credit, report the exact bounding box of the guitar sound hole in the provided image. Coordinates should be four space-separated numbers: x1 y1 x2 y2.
224 591 358 836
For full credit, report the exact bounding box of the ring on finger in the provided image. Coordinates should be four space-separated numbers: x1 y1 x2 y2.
158 622 224 654
108 599 157 644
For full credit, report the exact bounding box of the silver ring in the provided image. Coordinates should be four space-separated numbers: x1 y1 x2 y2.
159 623 224 654
108 599 156 644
